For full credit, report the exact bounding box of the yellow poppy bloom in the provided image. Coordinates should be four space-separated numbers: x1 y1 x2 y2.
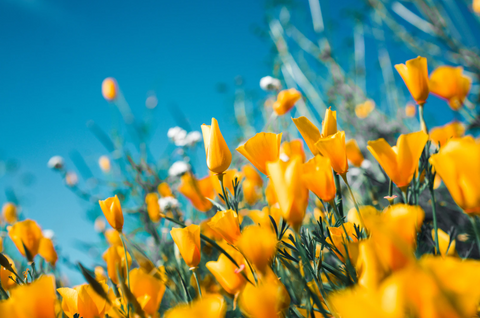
429 66 471 110
429 121 465 148
206 254 247 295
98 195 124 232
158 182 173 197
315 131 349 175
0 254 17 290
272 88 301 115
129 268 166 315
178 172 215 212
9 275 57 318
431 228 456 257
238 226 277 272
292 116 322 155
145 192 162 223
101 77 117 101
395 56 429 104
280 139 306 162
38 237 58 266
102 245 132 285
57 283 111 318
302 155 336 202
8 219 43 260
236 132 282 176
164 294 226 318
2 202 17 224
345 139 364 167
201 118 232 174
208 209 241 245
170 224 201 268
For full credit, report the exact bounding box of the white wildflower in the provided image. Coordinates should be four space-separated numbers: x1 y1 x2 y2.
185 131 201 146
159 197 179 210
47 156 64 170
361 159 371 169
260 76 281 91
168 161 190 177
42 229 55 239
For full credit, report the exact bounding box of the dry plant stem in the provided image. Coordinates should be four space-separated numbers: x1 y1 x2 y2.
217 173 231 210
418 103 428 134
192 269 203 299
471 216 480 255
340 173 364 227
429 187 440 255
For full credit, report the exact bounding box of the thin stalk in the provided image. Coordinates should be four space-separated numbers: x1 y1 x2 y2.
418 103 428 134
120 234 130 289
232 245 258 284
192 269 203 298
333 172 344 217
471 216 480 255
340 174 364 227
217 173 231 209
429 187 440 255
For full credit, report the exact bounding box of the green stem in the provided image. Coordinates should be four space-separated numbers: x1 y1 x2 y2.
333 171 344 217
120 234 130 289
340 174 364 227
217 173 231 210
388 179 393 197
418 103 428 134
232 245 258 284
192 269 203 298
429 188 440 255
471 216 480 256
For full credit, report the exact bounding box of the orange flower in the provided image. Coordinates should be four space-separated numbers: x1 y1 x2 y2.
98 195 124 232
178 172 215 212
129 268 166 315
206 253 247 295
164 294 226 318
272 88 301 115
201 118 232 174
102 77 118 101
236 132 282 175
209 210 241 245
58 283 112 318
38 237 58 266
242 164 263 187
367 131 428 188
158 182 173 197
355 100 375 119
211 169 244 201
8 219 43 260
170 224 201 268
345 139 364 167
9 275 57 318
103 245 132 285
326 222 359 263
266 156 308 231
105 228 123 246
429 66 471 110
405 103 416 117
292 116 322 155
302 155 336 202
280 139 306 162
321 107 338 137
243 179 262 206
429 121 465 148
145 192 162 223
395 56 429 104
2 202 17 224
315 131 349 175
238 226 277 272
0 254 17 290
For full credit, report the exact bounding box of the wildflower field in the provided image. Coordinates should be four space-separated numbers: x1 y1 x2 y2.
3 0 480 317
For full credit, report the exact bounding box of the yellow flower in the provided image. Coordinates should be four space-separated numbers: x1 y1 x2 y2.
178 172 215 212
292 116 322 155
266 156 308 231
164 294 226 318
248 209 274 230
95 266 108 283
57 283 111 318
429 136 480 214
315 131 349 175
145 192 162 223
200 219 224 241
208 210 241 245
8 219 43 260
236 132 282 176
405 103 416 117
367 131 428 188
0 254 17 290
243 179 262 206
98 155 111 172
242 164 263 187
429 66 471 110
302 155 336 202
206 254 247 295
395 56 429 104
347 206 380 229
201 118 232 174
430 121 465 148
2 202 17 224
272 88 301 115
280 139 306 162
326 222 359 263
102 245 132 285
432 228 456 257
211 169 244 202
102 77 118 101
475 0 480 13
321 107 338 137
98 195 124 232
355 239 389 290
345 139 364 167
158 182 173 197
355 100 375 119
129 268 166 315
104 228 122 246
170 224 201 268
38 237 58 266
9 275 57 318
238 226 277 272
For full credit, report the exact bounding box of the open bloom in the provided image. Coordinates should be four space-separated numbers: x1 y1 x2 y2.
0 254 17 290
98 195 124 232
236 132 282 175
429 121 465 148
178 172 215 212
8 275 56 318
58 283 112 318
395 56 429 104
272 88 301 115
102 77 118 101
201 118 232 174
367 131 428 188
429 66 471 110
129 268 166 315
164 294 226 318
345 139 364 167
8 219 43 260
266 156 308 231
171 224 201 268
238 226 277 272
2 202 17 224
315 131 348 175
280 139 306 162
209 209 241 245
206 253 247 295
302 155 336 202
355 100 375 119
38 237 58 266
103 245 132 285
429 136 480 214
145 193 162 223
292 116 321 155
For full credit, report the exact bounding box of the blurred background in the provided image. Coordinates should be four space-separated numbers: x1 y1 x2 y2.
1 0 479 283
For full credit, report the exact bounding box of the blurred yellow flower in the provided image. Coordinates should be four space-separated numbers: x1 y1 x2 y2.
95 266 108 283
57 283 111 318
326 222 359 263
475 0 480 13
105 228 122 246
171 224 201 268
367 131 428 189
8 219 43 260
356 239 389 289
209 209 241 245
321 107 338 137
266 156 308 231
302 155 336 202
429 136 480 214
98 195 124 232
38 237 58 266
145 192 162 223
236 132 282 176
280 139 306 162
238 226 277 272
430 121 465 148
405 103 416 117
347 205 380 229
178 172 215 212
101 77 117 101
242 164 263 187
292 116 322 155
102 245 132 285
164 294 226 318
9 275 57 318
272 88 301 115
0 254 17 290
201 118 232 174
243 179 262 206
355 100 375 119
395 56 429 105
432 228 456 257
2 202 18 224
430 66 471 110
206 253 246 295
315 131 349 175
158 182 173 197
345 139 364 167
98 155 111 173
130 268 166 315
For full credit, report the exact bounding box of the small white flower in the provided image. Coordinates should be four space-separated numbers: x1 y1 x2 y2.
185 131 201 146
361 159 372 169
279 153 290 162
42 229 55 239
47 156 64 170
260 76 282 91
65 171 78 187
168 161 190 177
159 197 179 210
168 126 187 142
349 167 361 177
